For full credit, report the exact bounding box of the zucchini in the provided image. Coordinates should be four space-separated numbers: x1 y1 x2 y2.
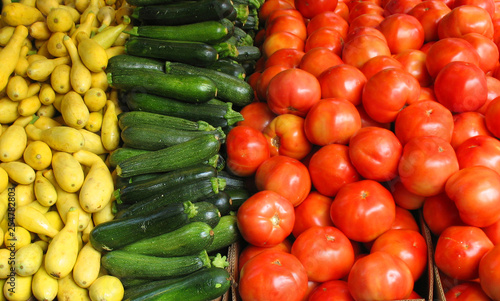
123 92 244 128
218 169 248 190
121 124 226 150
120 278 151 289
108 69 217 104
102 249 211 279
126 19 234 44
90 201 196 252
165 61 254 107
118 110 215 132
125 36 218 67
115 165 217 204
108 147 151 168
189 201 221 228
115 172 166 189
116 132 222 178
106 54 165 74
206 214 240 253
226 188 251 211
132 0 234 26
204 191 231 216
234 45 261 62
116 178 225 218
120 221 214 257
207 58 246 80
123 267 231 301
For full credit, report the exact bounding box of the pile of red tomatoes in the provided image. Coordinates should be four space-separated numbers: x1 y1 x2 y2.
224 0 500 300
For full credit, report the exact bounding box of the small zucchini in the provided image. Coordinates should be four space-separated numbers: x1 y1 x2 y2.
106 54 165 74
206 214 240 253
117 111 215 132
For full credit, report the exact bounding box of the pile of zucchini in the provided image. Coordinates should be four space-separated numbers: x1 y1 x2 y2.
88 0 262 299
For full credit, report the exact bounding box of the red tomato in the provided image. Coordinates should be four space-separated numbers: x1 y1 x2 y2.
462 32 499 73
479 244 500 300
438 5 494 39
307 280 354 301
390 179 426 210
237 102 277 133
255 65 289 101
259 0 296 23
266 14 307 41
294 0 338 19
478 75 500 115
423 193 465 236
398 136 459 197
434 225 494 280
370 229 428 281
347 251 414 301
425 37 480 78
255 155 312 207
348 1 384 23
393 49 433 87
445 281 493 301
262 31 305 59
455 135 500 174
317 64 367 106
238 249 309 301
236 190 295 247
266 8 305 26
238 239 292 273
264 48 305 69
304 98 361 146
303 27 344 56
344 26 388 44
454 0 496 17
408 0 452 42
450 112 492 149
383 0 422 15
342 34 392 69
348 126 402 182
418 86 437 102
356 105 392 129
335 1 349 21
445 165 500 227
298 47 343 78
485 96 500 138
394 99 455 145
292 226 355 282
348 13 385 34
376 13 425 54
330 180 396 242
262 113 312 160
306 11 349 38
292 191 334 238
266 68 321 117
225 125 270 177
359 55 404 80
361 68 420 123
392 206 420 232
308 144 361 197
482 218 500 245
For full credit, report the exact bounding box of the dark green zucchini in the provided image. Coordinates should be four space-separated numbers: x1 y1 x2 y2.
115 172 166 189
108 69 217 104
125 36 218 67
123 92 244 128
234 45 261 62
206 214 240 253
207 58 246 80
226 188 251 211
108 147 151 168
106 54 165 74
123 267 231 301
189 201 221 228
120 278 151 289
115 165 217 204
118 110 215 132
126 19 234 44
116 133 222 178
204 191 231 216
218 169 248 190
90 201 196 252
120 221 214 257
131 0 234 26
165 61 254 107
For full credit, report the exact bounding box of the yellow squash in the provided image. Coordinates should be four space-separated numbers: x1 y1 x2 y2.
25 124 85 153
57 273 91 301
0 162 35 185
34 171 57 207
1 3 44 26
73 241 101 288
63 35 92 94
0 97 19 124
6 75 28 101
13 242 44 276
3 274 32 301
0 124 27 162
32 265 58 301
23 140 52 171
79 129 107 155
14 182 35 207
52 151 85 193
77 32 108 73
61 91 90 129
101 100 119 152
15 205 59 238
0 25 29 93
50 64 72 94
27 56 71 82
88 275 124 301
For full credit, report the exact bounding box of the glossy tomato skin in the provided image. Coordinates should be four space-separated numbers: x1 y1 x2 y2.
298 47 343 78
238 250 309 301
390 179 426 210
437 5 494 40
292 191 334 238
330 180 396 242
392 206 420 232
393 49 432 87
238 239 292 273
347 251 414 301
434 61 488 113
225 125 270 177
455 135 500 174
262 114 312 160
408 0 452 42
348 126 402 182
266 14 307 41
266 68 321 117
348 1 384 23
434 225 494 280
262 31 305 59
342 34 392 69
423 193 465 236
424 37 480 78
376 13 425 54
479 244 500 300
462 32 499 74
237 102 277 132
485 96 500 138
317 64 367 106
398 136 459 197
304 27 345 56
264 48 305 69
306 11 349 38
307 280 354 301
359 55 404 80
294 0 338 19
291 226 355 282
445 165 500 227
236 190 295 247
450 112 492 149
255 65 289 102
308 144 361 197
445 281 493 301
255 155 311 207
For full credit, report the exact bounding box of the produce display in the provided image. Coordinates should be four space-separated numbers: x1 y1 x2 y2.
1 0 500 300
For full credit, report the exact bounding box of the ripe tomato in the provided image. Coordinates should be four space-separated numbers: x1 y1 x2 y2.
292 191 334 238
394 99 455 145
264 48 305 69
393 49 432 87
454 0 496 18
266 14 307 41
238 239 292 273
455 135 500 174
304 98 361 146
308 144 361 197
304 28 345 56
307 280 354 301
258 0 295 23
370 229 428 281
485 96 500 138
298 47 343 78
347 251 414 301
423 193 465 236
398 136 459 197
237 102 277 133
462 32 499 74
359 55 404 80
294 0 338 19
434 61 488 113
408 0 452 42
255 155 311 207
238 249 309 301
348 126 402 182
330 180 396 242
434 225 494 280
376 13 425 54
348 13 385 34
479 244 500 300
445 165 500 227
450 112 492 149
392 206 420 232
236 190 295 247
306 11 349 38
348 2 384 23
266 8 305 26
292 226 355 282
424 37 480 78
342 34 392 69
262 31 305 59
389 179 426 210
445 281 493 301
438 5 494 39
317 64 367 106
356 105 392 130
266 68 321 117
344 26 388 44
482 218 500 245
225 125 270 177
255 65 289 101
479 75 500 115
262 113 312 160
